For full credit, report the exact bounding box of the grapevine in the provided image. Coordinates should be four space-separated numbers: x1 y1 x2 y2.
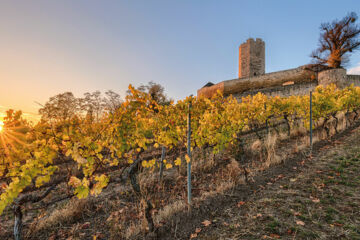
1 83 360 238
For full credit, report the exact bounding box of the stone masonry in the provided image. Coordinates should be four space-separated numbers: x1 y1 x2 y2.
239 38 265 78
318 68 347 88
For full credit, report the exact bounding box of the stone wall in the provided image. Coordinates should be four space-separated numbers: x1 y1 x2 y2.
229 71 360 100
232 82 317 100
318 68 347 88
198 66 315 98
347 74 360 87
198 67 360 100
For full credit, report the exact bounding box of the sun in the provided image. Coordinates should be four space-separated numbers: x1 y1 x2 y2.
0 121 3 132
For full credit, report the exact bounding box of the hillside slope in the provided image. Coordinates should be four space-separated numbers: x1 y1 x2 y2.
185 126 360 239
1 124 360 240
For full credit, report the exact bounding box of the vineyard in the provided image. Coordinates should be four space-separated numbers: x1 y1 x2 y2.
1 83 360 239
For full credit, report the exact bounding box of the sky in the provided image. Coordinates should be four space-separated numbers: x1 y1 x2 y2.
0 0 360 121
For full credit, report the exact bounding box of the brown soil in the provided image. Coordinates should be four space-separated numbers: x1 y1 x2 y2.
159 125 360 239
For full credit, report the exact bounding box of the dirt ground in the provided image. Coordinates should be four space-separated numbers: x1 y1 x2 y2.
169 126 360 240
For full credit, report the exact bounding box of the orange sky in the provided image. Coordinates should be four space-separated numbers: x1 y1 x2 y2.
1 1 359 125
0 105 40 124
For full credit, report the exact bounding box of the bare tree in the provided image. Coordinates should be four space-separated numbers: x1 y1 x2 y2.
130 81 172 105
311 12 360 68
39 92 80 122
80 91 105 122
103 90 122 113
39 91 123 122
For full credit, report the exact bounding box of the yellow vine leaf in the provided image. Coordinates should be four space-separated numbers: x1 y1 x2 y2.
68 176 81 187
35 175 50 188
91 174 109 196
174 157 181 166
185 154 191 163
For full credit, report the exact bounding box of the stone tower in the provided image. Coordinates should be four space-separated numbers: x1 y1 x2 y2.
238 38 265 78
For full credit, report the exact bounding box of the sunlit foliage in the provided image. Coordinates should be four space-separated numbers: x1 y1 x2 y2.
1 83 360 214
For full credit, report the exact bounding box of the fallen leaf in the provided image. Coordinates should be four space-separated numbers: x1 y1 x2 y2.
290 178 297 182
237 201 246 207
294 212 301 216
270 233 280 239
48 235 57 240
296 220 305 226
81 222 90 229
202 220 212 227
257 213 263 217
190 233 198 239
312 198 320 203
195 228 201 233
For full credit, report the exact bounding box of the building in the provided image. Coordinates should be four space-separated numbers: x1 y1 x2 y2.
197 38 360 100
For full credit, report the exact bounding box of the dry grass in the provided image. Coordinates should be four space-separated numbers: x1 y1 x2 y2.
263 133 281 168
294 138 308 153
200 181 237 200
192 148 217 174
290 125 307 137
155 179 235 224
278 131 289 141
226 159 242 182
124 221 142 240
251 139 262 153
28 198 93 236
215 180 236 194
154 200 187 226
266 113 354 158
